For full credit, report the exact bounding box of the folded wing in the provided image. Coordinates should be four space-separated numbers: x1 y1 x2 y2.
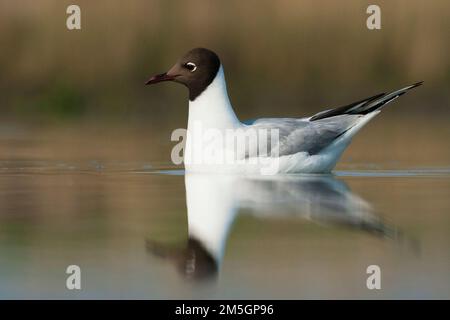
244 82 423 157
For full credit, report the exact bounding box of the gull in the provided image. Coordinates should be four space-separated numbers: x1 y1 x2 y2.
146 48 422 174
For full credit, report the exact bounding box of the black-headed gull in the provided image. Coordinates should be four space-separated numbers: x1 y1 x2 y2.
146 48 422 174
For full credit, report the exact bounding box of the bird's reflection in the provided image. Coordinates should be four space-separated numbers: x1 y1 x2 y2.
147 173 396 281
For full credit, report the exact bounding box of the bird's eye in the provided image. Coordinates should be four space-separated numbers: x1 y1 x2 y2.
184 62 197 72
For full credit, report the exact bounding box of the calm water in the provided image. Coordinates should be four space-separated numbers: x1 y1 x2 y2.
0 120 449 299
0 160 449 299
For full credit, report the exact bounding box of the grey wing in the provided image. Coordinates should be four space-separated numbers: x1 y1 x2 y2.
245 115 361 157
242 82 423 158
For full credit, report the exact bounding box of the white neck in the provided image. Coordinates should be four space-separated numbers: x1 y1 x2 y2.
187 66 241 130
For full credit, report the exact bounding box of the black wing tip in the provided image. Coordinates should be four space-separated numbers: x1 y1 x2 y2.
411 81 424 88
309 81 424 122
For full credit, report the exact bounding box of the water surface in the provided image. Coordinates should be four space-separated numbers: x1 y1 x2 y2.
0 159 449 299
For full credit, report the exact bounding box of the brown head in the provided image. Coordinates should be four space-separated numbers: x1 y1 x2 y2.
146 48 221 101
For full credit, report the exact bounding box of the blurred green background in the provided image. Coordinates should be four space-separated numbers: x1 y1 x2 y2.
1 0 448 121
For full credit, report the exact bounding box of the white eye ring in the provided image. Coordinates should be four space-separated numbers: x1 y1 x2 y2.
186 62 197 72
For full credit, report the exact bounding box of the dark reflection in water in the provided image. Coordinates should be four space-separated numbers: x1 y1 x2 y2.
147 173 400 282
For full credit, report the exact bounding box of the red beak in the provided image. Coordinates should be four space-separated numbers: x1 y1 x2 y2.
145 72 176 85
